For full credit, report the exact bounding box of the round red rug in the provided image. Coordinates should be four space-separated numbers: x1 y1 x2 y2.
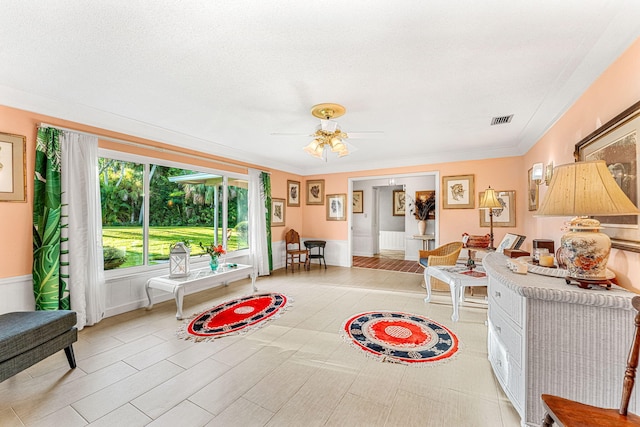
341 311 459 365
178 293 289 341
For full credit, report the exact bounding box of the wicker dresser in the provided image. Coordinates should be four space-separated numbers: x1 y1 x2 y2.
483 252 638 426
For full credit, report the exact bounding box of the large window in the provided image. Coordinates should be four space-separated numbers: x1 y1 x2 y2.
99 152 249 271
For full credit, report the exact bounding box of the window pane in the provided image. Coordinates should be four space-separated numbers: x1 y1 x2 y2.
228 178 249 251
149 167 223 263
99 158 144 270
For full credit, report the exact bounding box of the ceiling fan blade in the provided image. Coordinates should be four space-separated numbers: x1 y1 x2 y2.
345 131 385 139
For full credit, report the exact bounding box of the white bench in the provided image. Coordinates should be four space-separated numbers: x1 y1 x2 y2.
145 264 257 319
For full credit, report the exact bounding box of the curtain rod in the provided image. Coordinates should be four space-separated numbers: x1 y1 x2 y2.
38 122 252 171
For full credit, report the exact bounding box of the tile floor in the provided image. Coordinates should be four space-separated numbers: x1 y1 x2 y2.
0 267 521 427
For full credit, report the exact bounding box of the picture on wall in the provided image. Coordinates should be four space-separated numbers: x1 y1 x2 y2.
271 198 285 226
306 179 324 205
577 100 640 251
528 168 538 211
442 175 474 209
0 132 26 202
479 190 515 227
392 190 405 216
353 190 363 214
287 180 300 207
326 193 346 221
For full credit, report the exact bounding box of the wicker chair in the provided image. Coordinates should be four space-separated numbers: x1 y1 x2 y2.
418 241 463 299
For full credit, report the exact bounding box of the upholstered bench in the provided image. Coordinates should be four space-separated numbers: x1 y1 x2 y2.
0 310 78 382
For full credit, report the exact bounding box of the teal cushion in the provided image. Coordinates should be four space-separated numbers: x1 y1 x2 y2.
419 257 429 267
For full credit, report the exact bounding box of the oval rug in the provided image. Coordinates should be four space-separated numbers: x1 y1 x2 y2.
341 311 459 365
178 293 289 341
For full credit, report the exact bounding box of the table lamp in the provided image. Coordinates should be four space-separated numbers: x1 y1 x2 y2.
479 186 503 250
536 160 640 285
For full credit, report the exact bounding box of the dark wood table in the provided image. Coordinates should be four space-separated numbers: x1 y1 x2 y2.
304 240 327 269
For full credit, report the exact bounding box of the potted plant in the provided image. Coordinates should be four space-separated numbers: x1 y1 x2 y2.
411 194 436 235
199 242 226 271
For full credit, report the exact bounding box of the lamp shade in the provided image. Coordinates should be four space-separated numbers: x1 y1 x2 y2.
537 160 640 217
479 187 502 209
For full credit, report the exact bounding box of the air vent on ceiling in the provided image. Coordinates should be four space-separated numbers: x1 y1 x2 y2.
490 115 514 126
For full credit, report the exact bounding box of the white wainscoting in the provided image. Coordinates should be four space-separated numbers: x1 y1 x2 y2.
0 274 34 314
352 233 374 257
274 239 350 269
379 231 406 251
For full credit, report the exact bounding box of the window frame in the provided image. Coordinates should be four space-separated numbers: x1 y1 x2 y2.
98 148 250 278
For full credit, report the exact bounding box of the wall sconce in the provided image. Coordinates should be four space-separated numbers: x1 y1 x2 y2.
532 162 553 186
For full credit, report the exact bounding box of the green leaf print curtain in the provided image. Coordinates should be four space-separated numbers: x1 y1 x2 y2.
33 127 68 310
262 172 273 272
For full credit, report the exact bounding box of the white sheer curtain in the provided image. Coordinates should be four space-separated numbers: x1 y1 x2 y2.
248 168 269 276
60 131 105 329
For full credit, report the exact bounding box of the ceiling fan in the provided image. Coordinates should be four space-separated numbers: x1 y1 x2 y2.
272 103 383 160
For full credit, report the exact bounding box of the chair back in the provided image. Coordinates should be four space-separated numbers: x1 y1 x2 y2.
285 229 302 250
621 296 640 415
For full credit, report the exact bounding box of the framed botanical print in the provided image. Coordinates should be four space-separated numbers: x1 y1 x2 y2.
326 193 346 221
0 132 26 202
392 190 405 216
442 175 474 209
271 198 285 226
352 190 363 214
479 190 515 227
528 168 538 211
287 180 300 207
306 179 324 205
576 100 640 252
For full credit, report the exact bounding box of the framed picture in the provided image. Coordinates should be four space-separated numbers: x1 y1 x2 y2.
496 233 526 254
271 198 285 226
442 175 474 209
479 190 515 227
0 132 26 202
287 180 300 207
576 100 640 252
392 190 405 216
306 179 324 205
326 193 346 221
352 190 363 214
528 168 538 211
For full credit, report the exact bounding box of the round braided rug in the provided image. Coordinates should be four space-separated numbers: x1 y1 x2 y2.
341 311 459 365
178 293 289 341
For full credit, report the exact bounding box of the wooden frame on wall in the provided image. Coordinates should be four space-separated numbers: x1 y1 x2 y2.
287 180 300 207
479 190 516 227
392 190 405 216
576 100 640 252
0 132 26 202
442 174 474 209
528 168 538 211
352 190 363 214
306 179 324 205
271 198 286 226
326 193 346 221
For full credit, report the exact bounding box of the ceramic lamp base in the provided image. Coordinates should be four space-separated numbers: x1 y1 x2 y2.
560 218 610 281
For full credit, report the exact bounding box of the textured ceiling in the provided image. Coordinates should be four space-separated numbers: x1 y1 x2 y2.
1 1 640 175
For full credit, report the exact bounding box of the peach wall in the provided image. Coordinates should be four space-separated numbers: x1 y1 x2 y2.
303 156 526 244
523 37 640 292
270 169 303 241
0 106 277 279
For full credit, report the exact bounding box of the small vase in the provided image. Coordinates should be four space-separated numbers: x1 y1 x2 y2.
209 256 219 271
417 220 427 236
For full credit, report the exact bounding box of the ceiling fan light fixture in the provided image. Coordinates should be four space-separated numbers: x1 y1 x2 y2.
320 119 339 133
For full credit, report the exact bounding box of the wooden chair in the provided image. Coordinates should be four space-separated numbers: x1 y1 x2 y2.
541 296 640 426
417 241 463 294
285 229 309 271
